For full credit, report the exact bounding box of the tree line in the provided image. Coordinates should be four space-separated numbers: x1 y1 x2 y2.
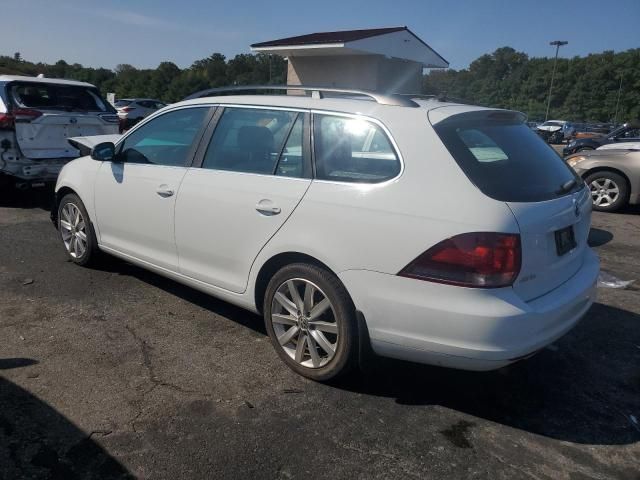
423 47 639 123
1 47 638 122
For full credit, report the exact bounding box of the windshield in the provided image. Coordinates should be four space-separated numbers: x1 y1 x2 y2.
10 82 115 113
433 112 581 202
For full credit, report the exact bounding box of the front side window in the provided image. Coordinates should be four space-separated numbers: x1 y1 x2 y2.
202 107 303 176
313 114 400 183
117 107 208 166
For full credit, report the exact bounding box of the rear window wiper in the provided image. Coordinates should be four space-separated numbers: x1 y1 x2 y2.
558 179 577 194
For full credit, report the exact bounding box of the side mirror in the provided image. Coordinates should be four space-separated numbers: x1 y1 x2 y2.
91 142 116 161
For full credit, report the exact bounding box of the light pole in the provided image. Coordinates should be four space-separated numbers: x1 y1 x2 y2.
613 74 623 125
545 40 568 121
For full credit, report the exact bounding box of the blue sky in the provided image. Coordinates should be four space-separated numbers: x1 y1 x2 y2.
6 0 640 70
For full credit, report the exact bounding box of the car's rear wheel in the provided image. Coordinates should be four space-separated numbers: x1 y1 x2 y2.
585 171 629 212
58 193 99 266
263 263 357 381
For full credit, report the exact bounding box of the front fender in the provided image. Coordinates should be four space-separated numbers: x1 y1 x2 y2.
53 156 102 235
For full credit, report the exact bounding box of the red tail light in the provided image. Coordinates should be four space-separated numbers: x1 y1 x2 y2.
398 232 521 288
120 107 133 112
0 113 13 129
12 108 42 122
0 108 42 129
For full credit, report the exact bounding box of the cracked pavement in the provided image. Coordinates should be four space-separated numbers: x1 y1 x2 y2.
0 189 639 479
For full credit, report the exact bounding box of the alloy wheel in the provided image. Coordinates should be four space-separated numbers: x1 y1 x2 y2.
590 178 619 207
270 278 339 368
60 203 88 259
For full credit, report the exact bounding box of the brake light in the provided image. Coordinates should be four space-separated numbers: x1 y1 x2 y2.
398 232 521 288
0 113 13 129
12 108 42 122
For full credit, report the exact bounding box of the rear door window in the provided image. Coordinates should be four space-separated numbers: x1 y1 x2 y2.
313 114 400 183
202 107 306 177
433 112 581 202
10 82 114 113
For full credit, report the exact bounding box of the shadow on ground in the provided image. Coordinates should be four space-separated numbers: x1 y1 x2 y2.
337 302 640 447
0 360 134 479
89 246 640 447
92 255 266 335
0 185 54 211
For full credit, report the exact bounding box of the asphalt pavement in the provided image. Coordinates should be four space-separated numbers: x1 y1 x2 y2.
1 188 639 479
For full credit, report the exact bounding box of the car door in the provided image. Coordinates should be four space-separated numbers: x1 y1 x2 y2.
94 105 212 271
175 106 312 293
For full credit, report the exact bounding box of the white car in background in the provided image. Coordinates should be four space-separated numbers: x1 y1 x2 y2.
0 75 119 188
115 98 167 130
53 86 599 381
537 120 575 143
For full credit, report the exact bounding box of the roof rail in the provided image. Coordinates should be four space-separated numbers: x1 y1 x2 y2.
183 85 420 108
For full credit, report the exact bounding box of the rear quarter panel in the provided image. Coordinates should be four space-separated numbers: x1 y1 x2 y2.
247 107 519 298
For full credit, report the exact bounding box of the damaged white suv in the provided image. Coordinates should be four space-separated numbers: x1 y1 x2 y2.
0 75 119 189
53 86 599 381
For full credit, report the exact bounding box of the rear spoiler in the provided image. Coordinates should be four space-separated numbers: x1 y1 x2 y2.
68 134 121 156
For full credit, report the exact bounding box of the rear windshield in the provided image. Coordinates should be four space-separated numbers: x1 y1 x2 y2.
114 100 132 107
10 82 114 113
433 112 581 202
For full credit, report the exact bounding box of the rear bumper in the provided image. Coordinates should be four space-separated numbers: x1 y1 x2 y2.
339 248 599 371
1 157 71 182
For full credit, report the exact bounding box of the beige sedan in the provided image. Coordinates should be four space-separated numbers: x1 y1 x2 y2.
567 148 640 212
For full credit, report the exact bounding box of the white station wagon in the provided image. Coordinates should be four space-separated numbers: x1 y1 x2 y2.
53 86 599 381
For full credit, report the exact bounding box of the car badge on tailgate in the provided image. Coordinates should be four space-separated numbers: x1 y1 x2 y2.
69 117 78 124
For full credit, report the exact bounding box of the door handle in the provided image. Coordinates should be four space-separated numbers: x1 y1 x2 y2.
255 200 281 215
156 185 175 197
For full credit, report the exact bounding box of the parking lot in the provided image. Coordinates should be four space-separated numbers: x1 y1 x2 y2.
1 190 639 480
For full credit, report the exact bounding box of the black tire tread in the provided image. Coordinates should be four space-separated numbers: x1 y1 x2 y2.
57 193 99 266
263 263 358 382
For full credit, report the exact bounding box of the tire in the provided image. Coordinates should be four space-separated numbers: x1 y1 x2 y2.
585 171 629 213
263 263 358 382
57 193 99 266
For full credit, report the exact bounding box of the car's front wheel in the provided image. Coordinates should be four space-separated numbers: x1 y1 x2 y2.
585 171 629 212
57 193 99 266
263 263 358 381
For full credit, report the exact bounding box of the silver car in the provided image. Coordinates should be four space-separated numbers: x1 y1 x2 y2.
115 98 167 130
567 148 640 212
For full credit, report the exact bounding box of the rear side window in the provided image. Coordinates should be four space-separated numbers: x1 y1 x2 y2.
202 107 305 176
433 112 580 202
314 114 400 183
10 82 114 113
118 107 208 166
